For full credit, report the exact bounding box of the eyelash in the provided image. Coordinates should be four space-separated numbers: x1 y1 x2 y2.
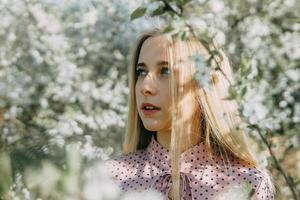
136 67 170 77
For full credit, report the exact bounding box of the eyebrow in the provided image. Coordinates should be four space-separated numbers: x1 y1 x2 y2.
136 61 169 69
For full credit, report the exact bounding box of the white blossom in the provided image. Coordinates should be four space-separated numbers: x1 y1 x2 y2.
121 189 165 200
82 8 98 26
209 0 225 13
83 162 121 200
215 183 253 200
214 31 226 45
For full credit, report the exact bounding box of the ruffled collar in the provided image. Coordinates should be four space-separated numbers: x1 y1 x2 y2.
146 134 209 172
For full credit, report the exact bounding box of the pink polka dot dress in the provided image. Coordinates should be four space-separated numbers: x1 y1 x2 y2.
105 135 274 200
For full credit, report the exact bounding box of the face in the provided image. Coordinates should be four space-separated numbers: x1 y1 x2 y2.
135 35 172 132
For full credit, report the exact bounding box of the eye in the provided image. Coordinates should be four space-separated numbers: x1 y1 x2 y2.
136 68 147 77
161 67 170 75
135 67 170 78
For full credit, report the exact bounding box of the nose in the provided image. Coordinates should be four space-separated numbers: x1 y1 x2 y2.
140 73 157 96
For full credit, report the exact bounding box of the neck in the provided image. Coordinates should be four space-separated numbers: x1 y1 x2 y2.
156 130 171 150
156 130 201 152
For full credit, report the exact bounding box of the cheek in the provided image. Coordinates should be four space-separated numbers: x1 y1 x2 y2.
162 85 172 109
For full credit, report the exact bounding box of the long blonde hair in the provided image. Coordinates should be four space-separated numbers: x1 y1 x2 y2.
123 28 258 200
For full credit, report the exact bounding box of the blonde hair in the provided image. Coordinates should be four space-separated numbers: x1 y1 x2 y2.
123 28 258 200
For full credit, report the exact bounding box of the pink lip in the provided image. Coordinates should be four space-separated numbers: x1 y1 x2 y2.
141 102 160 109
142 109 160 116
140 102 161 116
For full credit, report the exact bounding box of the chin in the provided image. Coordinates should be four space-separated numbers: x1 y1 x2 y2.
143 126 158 131
142 122 161 131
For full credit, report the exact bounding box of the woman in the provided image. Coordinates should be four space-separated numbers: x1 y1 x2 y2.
105 28 275 200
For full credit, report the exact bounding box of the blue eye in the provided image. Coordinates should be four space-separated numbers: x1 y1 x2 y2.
135 67 170 78
136 68 146 77
161 67 170 75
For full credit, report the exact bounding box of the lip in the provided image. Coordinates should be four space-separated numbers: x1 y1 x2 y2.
141 102 161 116
141 102 160 109
142 109 160 116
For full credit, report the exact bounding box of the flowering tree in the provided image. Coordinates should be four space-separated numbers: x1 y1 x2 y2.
0 0 143 199
0 0 299 199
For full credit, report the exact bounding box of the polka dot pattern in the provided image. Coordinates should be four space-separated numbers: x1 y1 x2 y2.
105 135 274 199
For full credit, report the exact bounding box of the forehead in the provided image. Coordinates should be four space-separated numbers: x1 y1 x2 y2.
138 35 169 64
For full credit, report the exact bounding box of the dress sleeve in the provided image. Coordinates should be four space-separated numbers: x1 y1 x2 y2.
254 169 275 200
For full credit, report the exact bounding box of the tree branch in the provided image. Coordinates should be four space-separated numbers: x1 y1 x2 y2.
185 23 233 85
252 125 299 200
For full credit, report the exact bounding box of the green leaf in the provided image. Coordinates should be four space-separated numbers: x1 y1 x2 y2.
287 175 295 184
130 7 147 20
175 0 192 6
0 152 12 197
240 54 251 75
163 24 174 33
180 31 188 41
241 86 247 96
225 85 237 100
150 6 165 17
211 50 219 55
207 56 213 67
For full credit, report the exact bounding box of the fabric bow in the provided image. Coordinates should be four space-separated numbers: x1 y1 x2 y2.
152 171 194 200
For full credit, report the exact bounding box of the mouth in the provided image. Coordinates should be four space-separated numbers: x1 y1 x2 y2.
141 108 160 116
141 103 161 116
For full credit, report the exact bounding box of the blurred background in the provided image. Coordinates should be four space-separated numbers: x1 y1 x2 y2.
0 0 299 199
